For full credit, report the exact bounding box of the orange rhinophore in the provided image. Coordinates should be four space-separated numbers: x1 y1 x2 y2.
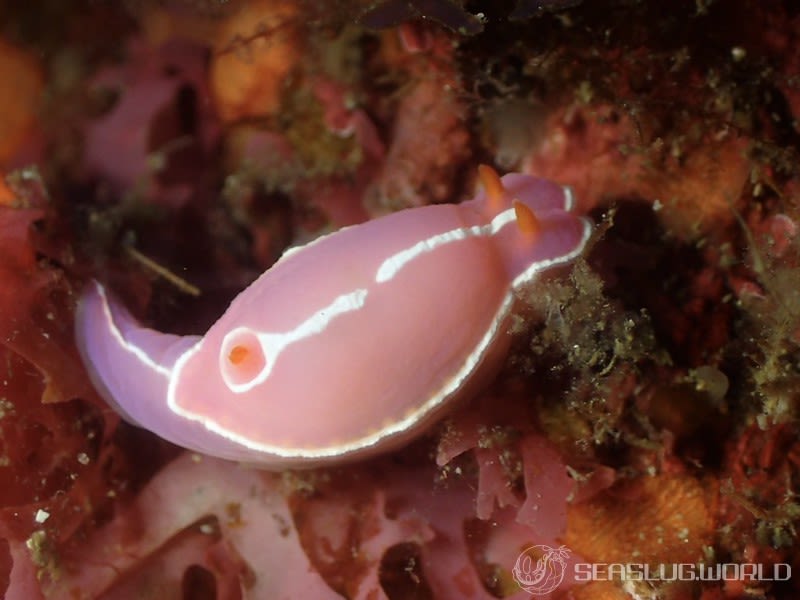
478 164 507 212
513 199 541 238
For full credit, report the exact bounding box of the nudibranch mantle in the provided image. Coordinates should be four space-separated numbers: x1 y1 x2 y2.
76 169 591 468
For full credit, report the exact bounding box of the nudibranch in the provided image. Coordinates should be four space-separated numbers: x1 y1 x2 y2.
75 167 591 468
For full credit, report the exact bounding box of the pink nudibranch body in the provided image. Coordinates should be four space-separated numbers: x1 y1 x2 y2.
75 169 591 468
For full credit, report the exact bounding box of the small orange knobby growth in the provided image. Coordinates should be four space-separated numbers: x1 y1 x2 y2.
0 39 43 166
0 177 15 206
209 0 301 123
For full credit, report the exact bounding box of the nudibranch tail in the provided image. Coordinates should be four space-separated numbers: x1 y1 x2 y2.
75 282 207 450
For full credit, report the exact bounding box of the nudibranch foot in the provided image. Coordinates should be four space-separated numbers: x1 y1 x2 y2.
76 168 591 469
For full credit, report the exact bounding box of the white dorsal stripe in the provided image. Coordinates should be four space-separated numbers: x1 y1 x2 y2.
563 186 575 212
219 288 368 393
375 208 517 283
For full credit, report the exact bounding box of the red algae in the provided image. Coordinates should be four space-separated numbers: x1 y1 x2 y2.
0 173 122 600
0 173 94 406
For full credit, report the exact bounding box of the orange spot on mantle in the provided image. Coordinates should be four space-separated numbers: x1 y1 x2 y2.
228 345 250 365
